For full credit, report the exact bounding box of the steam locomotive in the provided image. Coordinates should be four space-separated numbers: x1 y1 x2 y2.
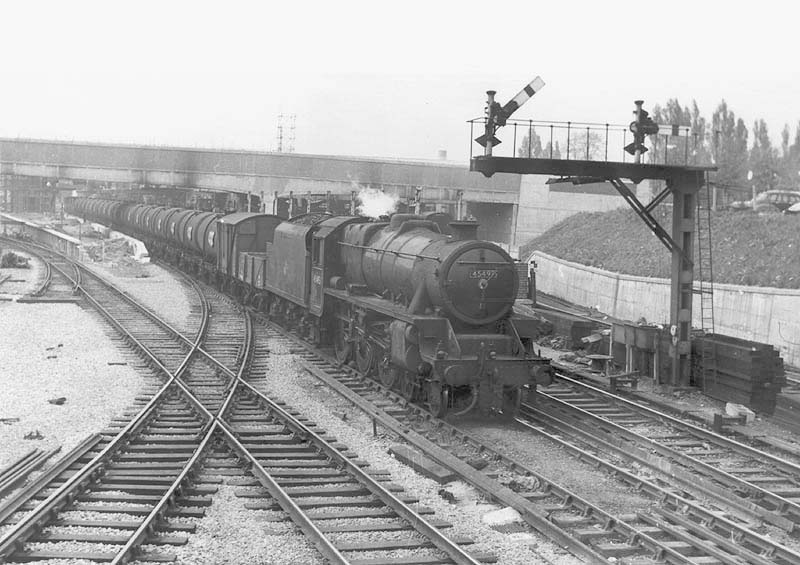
65 197 551 417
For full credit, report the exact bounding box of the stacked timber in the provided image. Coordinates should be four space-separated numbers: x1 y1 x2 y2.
773 382 800 433
693 334 785 415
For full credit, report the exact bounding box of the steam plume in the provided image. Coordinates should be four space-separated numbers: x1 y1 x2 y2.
357 188 399 218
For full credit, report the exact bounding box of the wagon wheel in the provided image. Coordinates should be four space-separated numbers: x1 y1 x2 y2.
354 337 376 376
333 319 351 365
308 322 322 347
449 385 479 417
268 300 281 322
260 295 272 315
501 386 523 416
378 357 399 389
428 381 449 418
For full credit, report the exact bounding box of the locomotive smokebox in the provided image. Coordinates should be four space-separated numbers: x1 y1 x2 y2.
448 220 479 241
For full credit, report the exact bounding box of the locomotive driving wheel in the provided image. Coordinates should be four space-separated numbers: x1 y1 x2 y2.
378 357 398 388
333 319 351 365
449 385 479 417
399 371 417 401
428 381 449 418
354 336 376 375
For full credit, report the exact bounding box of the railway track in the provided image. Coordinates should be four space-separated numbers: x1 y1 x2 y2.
533 292 800 440
10 242 799 563
220 318 492 565
523 373 800 533
27 252 79 300
1 250 491 564
0 237 79 302
252 310 800 564
0 247 218 562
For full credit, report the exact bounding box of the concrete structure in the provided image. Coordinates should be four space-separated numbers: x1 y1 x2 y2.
517 177 632 244
532 251 800 367
0 137 637 256
0 213 83 261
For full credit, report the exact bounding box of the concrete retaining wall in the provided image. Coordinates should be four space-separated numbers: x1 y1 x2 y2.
531 251 800 367
516 176 646 245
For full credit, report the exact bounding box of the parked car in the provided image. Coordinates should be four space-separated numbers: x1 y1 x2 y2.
730 190 800 213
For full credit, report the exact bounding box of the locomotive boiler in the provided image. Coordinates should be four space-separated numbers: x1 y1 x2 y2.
340 214 517 326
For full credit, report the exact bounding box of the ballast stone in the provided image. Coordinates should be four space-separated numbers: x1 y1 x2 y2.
726 402 756 424
482 506 523 526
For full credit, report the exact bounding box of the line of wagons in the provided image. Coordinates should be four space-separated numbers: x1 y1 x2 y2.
67 197 552 418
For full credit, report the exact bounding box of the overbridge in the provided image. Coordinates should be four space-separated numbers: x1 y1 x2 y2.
0 137 526 244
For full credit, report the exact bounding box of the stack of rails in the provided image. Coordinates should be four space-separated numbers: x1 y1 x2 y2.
773 372 800 432
693 334 785 414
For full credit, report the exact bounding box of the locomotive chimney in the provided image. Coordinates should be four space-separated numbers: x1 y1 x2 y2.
448 220 479 241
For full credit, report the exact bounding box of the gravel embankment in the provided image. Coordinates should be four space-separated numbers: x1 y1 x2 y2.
0 302 146 479
84 261 194 334
251 341 584 565
521 208 800 288
0 249 42 300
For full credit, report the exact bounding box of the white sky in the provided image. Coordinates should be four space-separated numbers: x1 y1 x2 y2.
0 1 795 163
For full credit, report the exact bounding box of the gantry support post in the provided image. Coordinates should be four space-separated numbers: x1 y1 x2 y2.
470 154 714 388
668 171 705 387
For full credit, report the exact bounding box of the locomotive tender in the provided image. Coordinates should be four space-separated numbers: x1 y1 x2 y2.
66 197 551 417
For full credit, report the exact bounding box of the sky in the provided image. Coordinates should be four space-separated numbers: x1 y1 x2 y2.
0 1 796 164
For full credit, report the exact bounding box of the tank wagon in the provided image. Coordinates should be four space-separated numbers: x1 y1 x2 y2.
66 197 551 417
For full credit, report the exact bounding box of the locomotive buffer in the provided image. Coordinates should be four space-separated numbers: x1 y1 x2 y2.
470 80 715 388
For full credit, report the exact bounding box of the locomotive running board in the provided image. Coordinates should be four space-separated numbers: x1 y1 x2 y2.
325 288 431 325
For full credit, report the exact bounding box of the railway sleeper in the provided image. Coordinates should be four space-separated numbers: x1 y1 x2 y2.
318 519 452 533
52 518 196 532
651 509 782 565
245 495 419 511
89 483 217 495
336 535 474 552
31 531 189 546
9 549 176 563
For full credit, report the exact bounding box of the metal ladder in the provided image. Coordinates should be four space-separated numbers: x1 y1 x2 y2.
695 173 716 388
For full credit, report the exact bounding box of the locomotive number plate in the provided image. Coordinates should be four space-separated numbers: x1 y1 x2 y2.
469 269 498 279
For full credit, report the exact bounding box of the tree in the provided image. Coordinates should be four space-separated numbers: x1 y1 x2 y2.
711 100 749 194
650 99 693 166
749 119 780 191
541 140 562 160
777 122 800 188
517 127 543 158
689 100 712 166
567 129 604 160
